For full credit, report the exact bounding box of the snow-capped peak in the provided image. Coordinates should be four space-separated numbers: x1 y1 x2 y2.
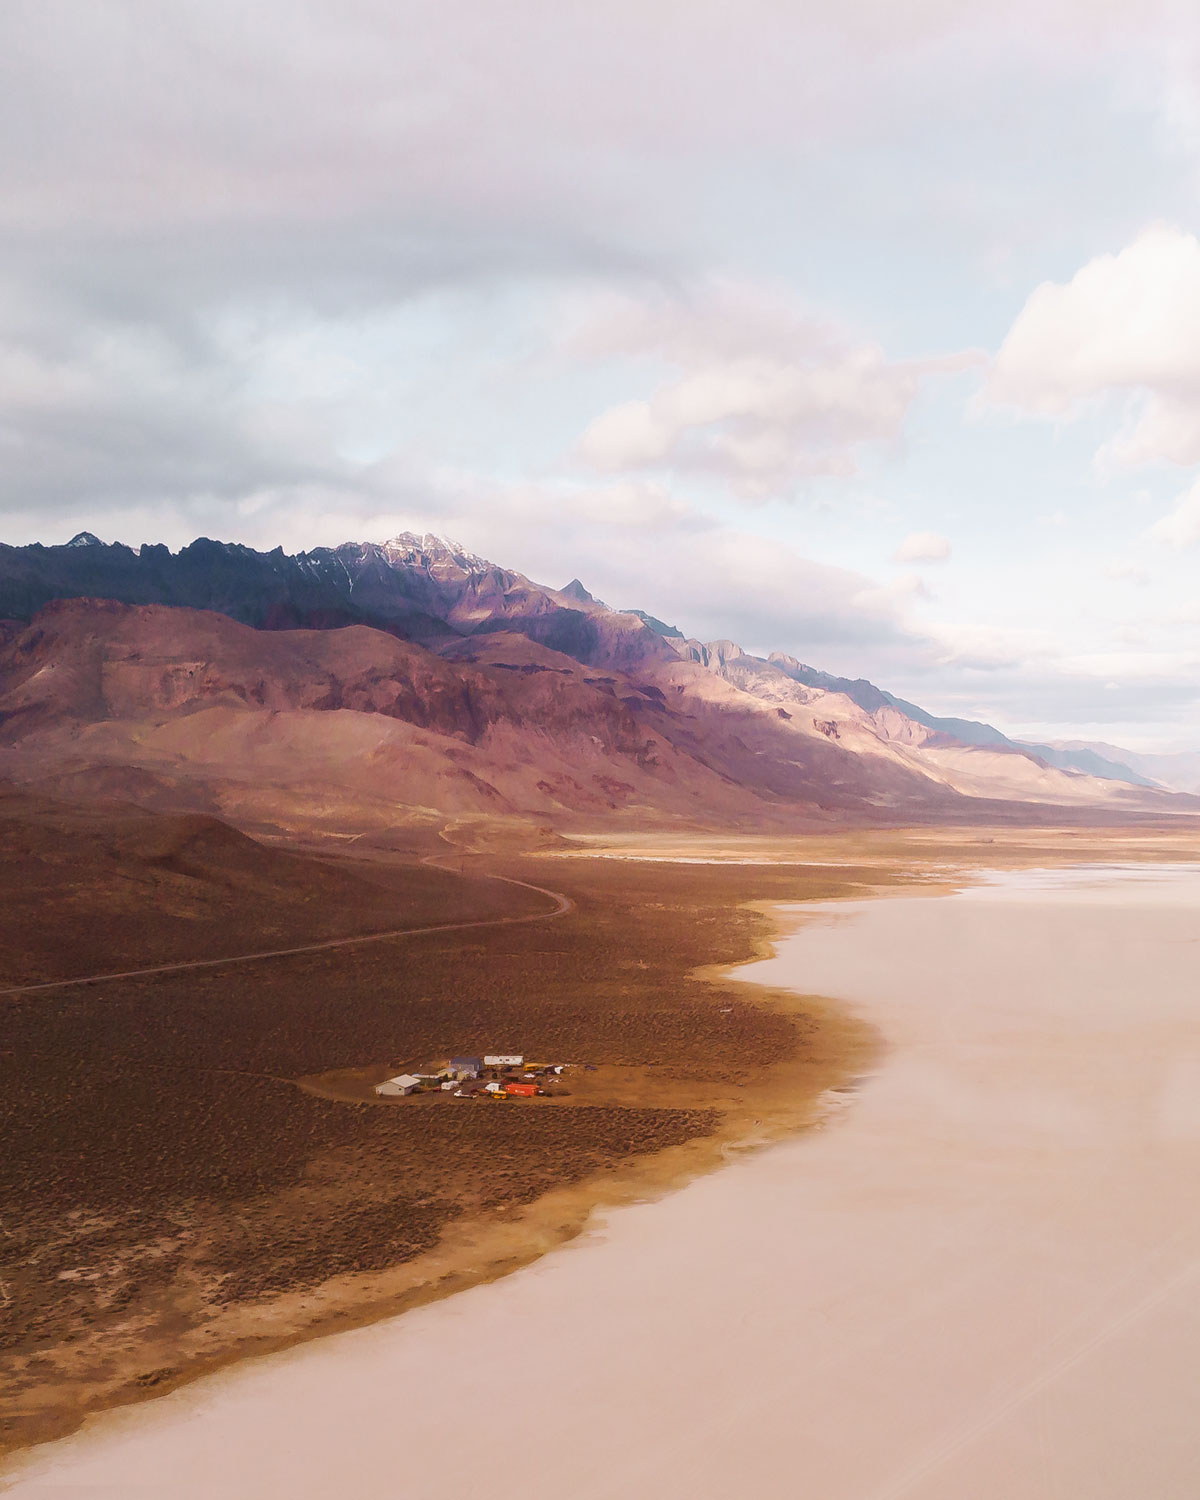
381 532 491 572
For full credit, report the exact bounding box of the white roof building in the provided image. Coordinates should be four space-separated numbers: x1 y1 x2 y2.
484 1054 523 1067
375 1074 422 1097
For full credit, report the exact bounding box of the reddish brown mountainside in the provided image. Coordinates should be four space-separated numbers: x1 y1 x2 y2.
0 598 971 834
0 529 1189 814
0 596 1183 836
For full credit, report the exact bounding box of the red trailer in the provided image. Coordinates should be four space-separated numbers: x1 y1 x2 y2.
505 1082 539 1098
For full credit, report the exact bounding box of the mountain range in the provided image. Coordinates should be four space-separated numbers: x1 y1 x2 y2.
0 530 1191 835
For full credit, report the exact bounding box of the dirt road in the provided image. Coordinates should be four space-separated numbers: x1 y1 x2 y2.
0 863 573 999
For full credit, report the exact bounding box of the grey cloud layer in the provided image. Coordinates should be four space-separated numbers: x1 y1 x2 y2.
3 0 1195 534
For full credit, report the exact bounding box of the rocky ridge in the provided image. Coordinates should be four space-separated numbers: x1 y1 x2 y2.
0 531 1188 829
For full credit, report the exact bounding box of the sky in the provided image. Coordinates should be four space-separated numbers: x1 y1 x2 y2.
6 2 1200 748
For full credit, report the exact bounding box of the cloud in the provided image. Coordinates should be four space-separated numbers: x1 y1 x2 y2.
0 3 1180 540
921 620 1060 672
1148 475 1200 547
851 573 930 613
987 224 1200 466
894 530 952 562
576 352 918 493
598 526 930 661
1103 559 1150 583
433 474 707 535
6 2 1200 749
0 310 352 517
570 281 952 496
2 3 1174 246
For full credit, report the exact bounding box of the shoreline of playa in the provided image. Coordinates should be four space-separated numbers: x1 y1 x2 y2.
2 855 884 1468
8 859 1200 1497
11 859 1200 1496
9 833 1200 1491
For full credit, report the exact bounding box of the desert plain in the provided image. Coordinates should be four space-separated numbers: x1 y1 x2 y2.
5 806 1200 1494
7 848 1200 1496
2 793 891 1456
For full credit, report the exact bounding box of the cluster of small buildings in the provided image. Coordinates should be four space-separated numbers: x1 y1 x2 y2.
374 1054 570 1101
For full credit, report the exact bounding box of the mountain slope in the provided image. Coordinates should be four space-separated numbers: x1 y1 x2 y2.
669 638 1170 811
0 597 1180 838
0 600 768 830
756 651 1155 789
0 599 988 832
0 531 1190 828
1046 741 1200 795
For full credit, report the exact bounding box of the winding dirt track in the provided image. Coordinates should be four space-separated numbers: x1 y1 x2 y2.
0 860 574 999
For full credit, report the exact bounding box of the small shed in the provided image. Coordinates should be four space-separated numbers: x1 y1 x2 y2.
449 1056 484 1080
484 1054 524 1068
375 1074 421 1097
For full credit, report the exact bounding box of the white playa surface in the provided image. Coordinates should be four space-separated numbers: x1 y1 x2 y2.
8 863 1200 1498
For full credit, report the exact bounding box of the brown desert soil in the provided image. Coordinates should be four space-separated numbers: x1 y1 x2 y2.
4 795 1200 1462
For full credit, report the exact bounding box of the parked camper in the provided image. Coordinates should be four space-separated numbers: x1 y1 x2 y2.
484 1054 523 1068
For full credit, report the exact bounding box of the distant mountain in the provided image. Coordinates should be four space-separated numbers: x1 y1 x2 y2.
627 609 685 639
1045 741 1200 796
760 653 1157 789
0 531 1190 831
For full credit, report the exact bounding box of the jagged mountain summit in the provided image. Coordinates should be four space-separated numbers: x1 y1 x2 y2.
0 530 1191 832
0 531 673 669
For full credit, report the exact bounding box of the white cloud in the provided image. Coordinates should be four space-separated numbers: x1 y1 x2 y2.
577 353 917 491
987 224 1200 466
894 530 952 562
1057 647 1200 678
1148 475 1200 547
921 620 1060 672
1103 559 1150 583
850 572 930 614
571 281 944 496
451 475 703 532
